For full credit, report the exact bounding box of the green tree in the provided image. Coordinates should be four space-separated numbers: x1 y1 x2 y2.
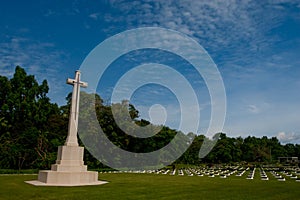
0 66 66 169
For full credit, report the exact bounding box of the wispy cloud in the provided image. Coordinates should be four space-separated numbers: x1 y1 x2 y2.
100 0 300 139
104 0 299 70
0 37 65 74
277 131 300 144
0 36 69 103
89 13 101 20
1 0 298 142
247 104 260 114
246 103 271 114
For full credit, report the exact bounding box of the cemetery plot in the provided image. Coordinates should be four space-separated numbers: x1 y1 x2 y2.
101 165 300 183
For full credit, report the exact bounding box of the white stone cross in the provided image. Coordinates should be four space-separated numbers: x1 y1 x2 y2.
65 70 88 146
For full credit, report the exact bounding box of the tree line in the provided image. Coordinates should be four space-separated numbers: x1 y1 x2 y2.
0 66 299 170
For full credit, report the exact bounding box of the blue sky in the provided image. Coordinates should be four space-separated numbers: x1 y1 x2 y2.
0 0 299 143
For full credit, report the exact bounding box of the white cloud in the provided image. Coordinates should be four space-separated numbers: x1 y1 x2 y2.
43 9 56 17
99 1 300 138
0 37 65 76
0 36 69 103
89 13 100 20
247 104 260 114
104 0 300 71
277 132 300 144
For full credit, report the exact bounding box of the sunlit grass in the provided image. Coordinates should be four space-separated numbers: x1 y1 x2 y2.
0 173 299 200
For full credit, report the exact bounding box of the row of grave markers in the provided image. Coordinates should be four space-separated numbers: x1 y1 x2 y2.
101 166 300 182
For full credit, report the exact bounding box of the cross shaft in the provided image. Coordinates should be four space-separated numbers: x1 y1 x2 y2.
65 70 88 146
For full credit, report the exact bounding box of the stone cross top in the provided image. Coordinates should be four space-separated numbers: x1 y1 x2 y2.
65 70 88 146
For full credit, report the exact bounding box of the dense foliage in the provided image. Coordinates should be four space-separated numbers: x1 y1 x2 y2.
0 66 68 170
178 133 300 165
0 67 299 170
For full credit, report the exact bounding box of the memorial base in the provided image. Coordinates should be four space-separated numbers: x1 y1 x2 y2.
26 145 107 186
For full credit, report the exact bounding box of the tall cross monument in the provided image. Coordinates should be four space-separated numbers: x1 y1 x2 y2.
26 70 107 186
65 70 88 147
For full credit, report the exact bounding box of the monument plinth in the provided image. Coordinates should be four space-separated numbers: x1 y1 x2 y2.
26 70 107 186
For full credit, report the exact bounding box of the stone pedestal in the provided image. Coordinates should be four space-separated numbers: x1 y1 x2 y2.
26 145 107 186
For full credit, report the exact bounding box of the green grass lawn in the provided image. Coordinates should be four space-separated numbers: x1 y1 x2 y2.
0 173 299 200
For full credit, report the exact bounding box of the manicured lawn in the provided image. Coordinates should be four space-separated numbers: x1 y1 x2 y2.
0 173 299 200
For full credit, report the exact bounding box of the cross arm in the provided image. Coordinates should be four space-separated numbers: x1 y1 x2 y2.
66 78 88 88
